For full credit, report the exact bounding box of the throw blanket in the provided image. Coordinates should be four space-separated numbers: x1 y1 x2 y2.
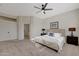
31 35 65 52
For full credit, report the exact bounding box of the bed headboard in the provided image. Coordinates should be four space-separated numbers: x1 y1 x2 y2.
47 29 65 37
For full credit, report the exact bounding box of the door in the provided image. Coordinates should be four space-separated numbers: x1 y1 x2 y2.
24 24 29 39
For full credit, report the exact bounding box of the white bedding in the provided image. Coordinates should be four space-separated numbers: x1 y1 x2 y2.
31 35 65 52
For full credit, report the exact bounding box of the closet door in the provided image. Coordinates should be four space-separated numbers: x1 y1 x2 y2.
0 20 9 41
0 20 17 41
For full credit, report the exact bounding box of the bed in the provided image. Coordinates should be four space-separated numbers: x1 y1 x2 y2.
31 29 65 53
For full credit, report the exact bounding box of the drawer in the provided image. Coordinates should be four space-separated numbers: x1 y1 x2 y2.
67 36 78 45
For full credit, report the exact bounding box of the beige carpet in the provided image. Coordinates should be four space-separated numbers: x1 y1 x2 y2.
0 39 79 56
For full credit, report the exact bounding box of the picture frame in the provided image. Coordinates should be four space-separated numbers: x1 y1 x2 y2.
50 21 59 29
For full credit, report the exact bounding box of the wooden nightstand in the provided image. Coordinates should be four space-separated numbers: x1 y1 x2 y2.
67 36 78 45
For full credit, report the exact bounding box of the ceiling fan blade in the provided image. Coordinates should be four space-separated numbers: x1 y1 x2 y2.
34 6 41 9
43 3 48 9
44 8 53 10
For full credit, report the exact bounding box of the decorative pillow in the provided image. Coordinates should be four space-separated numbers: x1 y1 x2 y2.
53 33 62 37
47 32 54 37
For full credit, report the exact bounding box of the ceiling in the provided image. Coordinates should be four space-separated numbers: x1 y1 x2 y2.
0 3 79 19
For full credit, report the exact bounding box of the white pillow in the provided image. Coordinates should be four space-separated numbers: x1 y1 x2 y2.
53 33 62 37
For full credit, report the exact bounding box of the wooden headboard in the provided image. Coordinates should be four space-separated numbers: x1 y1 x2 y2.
47 29 65 37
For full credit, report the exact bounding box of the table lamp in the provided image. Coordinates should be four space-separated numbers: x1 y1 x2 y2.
69 28 76 36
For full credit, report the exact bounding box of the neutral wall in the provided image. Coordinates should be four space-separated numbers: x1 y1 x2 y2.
43 9 79 42
16 9 79 41
17 16 31 40
0 17 17 41
0 16 31 41
30 16 44 39
43 9 79 36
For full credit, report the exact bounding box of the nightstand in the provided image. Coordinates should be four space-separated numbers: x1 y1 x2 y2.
41 33 47 36
67 36 78 45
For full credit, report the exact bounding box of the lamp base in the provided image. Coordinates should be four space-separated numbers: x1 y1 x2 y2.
71 31 74 37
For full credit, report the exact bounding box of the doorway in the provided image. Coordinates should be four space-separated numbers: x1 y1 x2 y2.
24 24 30 39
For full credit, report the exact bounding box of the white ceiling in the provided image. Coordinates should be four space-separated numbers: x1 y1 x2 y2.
0 3 79 19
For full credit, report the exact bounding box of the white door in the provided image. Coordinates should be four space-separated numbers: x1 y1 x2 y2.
0 20 17 41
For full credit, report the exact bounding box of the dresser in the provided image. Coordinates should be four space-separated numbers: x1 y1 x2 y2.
67 36 78 45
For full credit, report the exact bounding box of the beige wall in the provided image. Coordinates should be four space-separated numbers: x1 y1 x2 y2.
17 16 31 40
27 9 79 40
30 16 44 38
16 16 44 39
0 17 17 41
42 9 79 42
16 9 79 41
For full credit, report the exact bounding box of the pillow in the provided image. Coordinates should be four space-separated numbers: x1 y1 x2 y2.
53 33 62 37
47 32 54 37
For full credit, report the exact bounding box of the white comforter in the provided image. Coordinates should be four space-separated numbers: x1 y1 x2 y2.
31 35 65 52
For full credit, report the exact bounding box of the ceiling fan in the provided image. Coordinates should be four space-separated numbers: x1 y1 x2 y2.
34 3 53 14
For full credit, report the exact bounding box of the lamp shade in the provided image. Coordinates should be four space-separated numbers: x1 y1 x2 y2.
69 28 76 31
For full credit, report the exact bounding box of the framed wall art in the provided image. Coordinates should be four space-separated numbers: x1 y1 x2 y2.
50 21 59 29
